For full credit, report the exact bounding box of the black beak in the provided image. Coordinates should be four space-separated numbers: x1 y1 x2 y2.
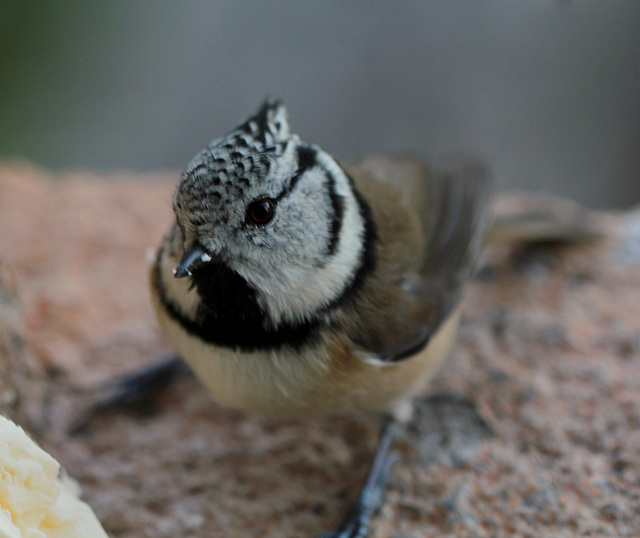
173 242 218 278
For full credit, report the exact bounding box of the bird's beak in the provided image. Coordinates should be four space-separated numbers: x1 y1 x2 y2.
173 242 217 278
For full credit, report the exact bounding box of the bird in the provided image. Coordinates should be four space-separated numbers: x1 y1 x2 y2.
148 99 493 537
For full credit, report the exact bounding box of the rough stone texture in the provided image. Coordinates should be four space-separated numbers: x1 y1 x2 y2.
0 257 46 432
0 161 638 537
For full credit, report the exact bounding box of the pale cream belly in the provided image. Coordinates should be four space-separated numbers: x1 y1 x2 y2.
154 299 461 420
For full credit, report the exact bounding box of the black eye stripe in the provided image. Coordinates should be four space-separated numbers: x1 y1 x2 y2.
274 145 318 202
296 144 317 172
324 169 345 256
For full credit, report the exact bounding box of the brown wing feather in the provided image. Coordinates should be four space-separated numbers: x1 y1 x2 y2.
348 154 492 362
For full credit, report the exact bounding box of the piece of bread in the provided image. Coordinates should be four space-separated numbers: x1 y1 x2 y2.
0 415 108 538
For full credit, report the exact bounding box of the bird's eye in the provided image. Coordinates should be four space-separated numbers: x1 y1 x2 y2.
246 199 276 225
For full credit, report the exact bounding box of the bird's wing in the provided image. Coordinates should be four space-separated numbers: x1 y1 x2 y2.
357 154 493 362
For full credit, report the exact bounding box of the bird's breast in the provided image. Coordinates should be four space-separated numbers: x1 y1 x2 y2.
150 230 460 419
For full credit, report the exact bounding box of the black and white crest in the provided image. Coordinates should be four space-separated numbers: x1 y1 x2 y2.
174 100 293 229
166 100 376 340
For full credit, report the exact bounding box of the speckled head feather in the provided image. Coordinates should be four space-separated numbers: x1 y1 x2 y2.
168 100 375 329
174 100 293 232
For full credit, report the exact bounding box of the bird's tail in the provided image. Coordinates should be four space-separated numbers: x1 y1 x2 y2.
486 193 601 246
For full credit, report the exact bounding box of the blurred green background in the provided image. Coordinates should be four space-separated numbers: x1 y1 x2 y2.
1 1 638 208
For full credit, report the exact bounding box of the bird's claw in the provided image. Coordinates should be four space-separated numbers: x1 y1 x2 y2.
316 450 399 538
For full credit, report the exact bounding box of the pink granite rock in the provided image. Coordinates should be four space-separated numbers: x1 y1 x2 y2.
0 162 638 537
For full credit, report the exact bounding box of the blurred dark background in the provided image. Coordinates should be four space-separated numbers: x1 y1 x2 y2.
1 1 638 208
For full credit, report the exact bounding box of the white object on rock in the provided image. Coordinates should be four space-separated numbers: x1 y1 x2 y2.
0 414 108 538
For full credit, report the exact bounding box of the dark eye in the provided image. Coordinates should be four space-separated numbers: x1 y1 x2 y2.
246 199 276 225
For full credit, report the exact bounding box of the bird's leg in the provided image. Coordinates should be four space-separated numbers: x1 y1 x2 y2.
69 352 189 434
318 418 399 538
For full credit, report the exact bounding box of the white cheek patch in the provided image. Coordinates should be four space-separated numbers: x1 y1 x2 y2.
242 153 367 327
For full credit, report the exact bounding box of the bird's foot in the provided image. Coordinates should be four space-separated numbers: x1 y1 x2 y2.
317 420 399 538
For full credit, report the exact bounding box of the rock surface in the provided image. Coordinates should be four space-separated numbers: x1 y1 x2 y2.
0 161 638 537
0 257 46 433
